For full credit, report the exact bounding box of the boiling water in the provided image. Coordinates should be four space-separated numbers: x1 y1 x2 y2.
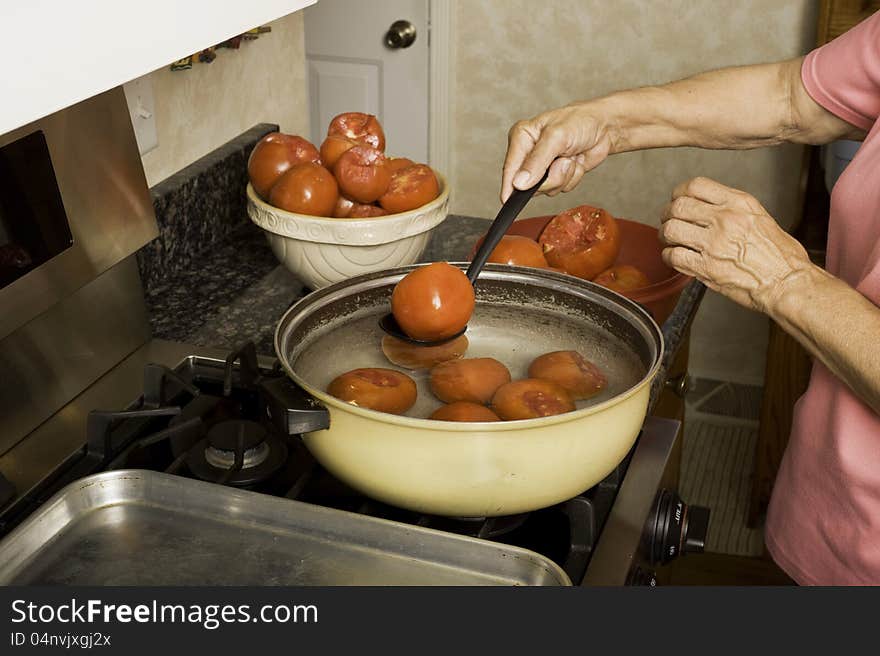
292 302 648 420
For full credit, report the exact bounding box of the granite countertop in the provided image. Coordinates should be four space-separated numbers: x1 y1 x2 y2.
145 214 494 355
144 213 705 409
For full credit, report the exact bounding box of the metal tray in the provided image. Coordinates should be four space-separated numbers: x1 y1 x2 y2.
0 470 570 586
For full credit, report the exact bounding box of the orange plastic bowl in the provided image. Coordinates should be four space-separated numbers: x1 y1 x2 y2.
471 215 692 325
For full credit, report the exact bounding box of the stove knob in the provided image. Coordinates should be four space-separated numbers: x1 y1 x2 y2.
644 489 710 566
627 567 658 586
683 504 710 555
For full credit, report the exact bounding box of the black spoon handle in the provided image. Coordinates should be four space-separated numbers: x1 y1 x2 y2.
466 169 550 284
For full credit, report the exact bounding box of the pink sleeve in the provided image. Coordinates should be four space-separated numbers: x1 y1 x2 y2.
801 11 880 131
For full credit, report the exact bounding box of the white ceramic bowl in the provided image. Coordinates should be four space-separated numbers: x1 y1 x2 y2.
246 175 449 289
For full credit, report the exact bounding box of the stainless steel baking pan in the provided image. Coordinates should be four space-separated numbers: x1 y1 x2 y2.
0 470 570 586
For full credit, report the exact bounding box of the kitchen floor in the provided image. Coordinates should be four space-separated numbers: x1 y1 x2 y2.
662 377 795 586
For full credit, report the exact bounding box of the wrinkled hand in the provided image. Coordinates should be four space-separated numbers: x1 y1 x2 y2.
501 103 614 202
659 177 813 315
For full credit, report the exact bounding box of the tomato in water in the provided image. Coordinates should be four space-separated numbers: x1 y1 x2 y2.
248 133 321 199
333 146 391 204
527 350 607 400
326 368 417 415
593 264 650 292
430 402 501 422
391 262 475 342
429 358 511 404
491 379 575 420
538 206 620 280
381 334 469 370
320 134 357 170
328 112 386 151
268 163 338 216
348 203 388 218
487 235 549 268
378 164 440 214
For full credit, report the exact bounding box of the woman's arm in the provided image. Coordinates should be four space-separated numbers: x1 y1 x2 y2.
771 265 880 414
502 58 866 201
598 58 864 151
660 176 880 415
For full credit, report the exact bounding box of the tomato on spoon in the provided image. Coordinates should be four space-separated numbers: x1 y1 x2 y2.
390 262 475 342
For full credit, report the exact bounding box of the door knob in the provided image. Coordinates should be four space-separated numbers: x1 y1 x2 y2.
385 20 417 49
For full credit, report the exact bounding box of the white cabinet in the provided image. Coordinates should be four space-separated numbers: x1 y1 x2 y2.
0 0 316 136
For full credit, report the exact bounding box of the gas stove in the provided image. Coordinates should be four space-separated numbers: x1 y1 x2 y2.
0 339 708 586
0 86 707 587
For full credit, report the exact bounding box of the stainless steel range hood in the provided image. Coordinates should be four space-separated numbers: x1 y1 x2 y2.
0 89 157 459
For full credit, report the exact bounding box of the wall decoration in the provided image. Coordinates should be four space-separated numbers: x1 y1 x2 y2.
170 26 271 71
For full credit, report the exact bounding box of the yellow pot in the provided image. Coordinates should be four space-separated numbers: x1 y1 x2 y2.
276 264 663 518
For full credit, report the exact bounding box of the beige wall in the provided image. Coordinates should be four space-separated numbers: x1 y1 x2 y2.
141 12 308 188
450 0 819 385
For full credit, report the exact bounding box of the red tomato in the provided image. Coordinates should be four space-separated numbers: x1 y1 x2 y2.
382 334 469 370
378 164 440 214
527 350 607 400
283 135 321 164
268 163 338 216
429 358 511 404
326 368 417 414
538 206 620 280
593 264 650 292
333 195 355 218
386 157 416 174
430 402 501 422
348 203 388 218
391 262 475 342
487 235 549 268
248 133 321 199
491 379 575 420
328 112 386 151
260 132 288 144
333 146 391 204
320 134 357 170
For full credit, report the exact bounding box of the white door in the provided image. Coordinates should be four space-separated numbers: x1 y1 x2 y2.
303 0 429 162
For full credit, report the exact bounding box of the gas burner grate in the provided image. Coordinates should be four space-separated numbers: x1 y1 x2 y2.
186 419 288 486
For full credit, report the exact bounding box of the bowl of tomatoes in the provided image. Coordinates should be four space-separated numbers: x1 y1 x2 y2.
472 206 692 325
246 113 449 289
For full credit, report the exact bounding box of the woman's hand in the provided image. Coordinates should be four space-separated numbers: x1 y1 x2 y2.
500 59 863 204
501 103 615 202
659 177 814 316
660 176 880 415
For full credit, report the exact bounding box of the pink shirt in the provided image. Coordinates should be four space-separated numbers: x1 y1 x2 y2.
765 11 880 585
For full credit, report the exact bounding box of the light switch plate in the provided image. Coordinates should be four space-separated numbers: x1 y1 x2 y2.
123 75 158 155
